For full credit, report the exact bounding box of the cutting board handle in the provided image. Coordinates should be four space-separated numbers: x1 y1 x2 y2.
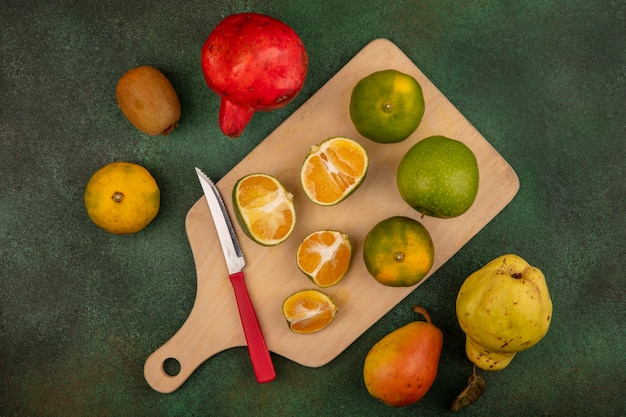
144 310 228 394
143 294 244 393
143 337 197 393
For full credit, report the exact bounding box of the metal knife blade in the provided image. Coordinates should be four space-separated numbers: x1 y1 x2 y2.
195 167 245 275
194 167 276 383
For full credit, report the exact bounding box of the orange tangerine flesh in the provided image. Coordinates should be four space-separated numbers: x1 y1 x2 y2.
297 230 352 287
282 289 338 333
300 137 368 206
232 173 296 246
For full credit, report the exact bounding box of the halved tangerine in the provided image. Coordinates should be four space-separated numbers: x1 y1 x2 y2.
232 173 296 246
300 136 369 206
282 289 338 334
296 230 352 287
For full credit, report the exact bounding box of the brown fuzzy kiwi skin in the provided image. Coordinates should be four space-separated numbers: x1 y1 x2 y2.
116 66 181 136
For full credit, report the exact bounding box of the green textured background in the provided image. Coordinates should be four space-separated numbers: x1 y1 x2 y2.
1 1 624 416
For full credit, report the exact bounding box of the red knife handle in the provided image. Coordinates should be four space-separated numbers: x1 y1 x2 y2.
229 271 276 383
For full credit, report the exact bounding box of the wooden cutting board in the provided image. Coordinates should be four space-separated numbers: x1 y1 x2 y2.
144 38 519 393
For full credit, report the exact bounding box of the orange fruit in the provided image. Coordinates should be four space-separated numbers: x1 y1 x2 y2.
300 136 368 206
296 230 352 287
349 69 425 143
232 173 296 246
84 162 160 234
282 289 338 333
363 216 434 287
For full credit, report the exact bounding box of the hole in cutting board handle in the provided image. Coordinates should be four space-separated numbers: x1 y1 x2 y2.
163 357 181 377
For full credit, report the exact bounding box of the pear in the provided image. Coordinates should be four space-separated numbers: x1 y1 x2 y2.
363 306 443 407
456 254 553 370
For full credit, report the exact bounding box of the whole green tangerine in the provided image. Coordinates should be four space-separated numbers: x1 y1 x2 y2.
381 101 393 112
349 69 425 144
397 135 479 218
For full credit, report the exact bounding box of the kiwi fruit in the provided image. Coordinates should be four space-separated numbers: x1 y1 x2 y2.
116 66 181 136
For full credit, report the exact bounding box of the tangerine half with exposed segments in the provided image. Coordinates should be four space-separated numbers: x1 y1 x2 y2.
300 136 368 206
232 173 296 246
282 289 338 334
297 230 352 287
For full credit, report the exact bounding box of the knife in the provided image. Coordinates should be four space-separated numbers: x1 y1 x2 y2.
195 167 276 383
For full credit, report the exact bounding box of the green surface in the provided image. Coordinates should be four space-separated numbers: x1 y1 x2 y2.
1 0 624 416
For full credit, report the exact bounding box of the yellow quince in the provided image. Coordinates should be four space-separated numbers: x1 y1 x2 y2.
456 254 552 370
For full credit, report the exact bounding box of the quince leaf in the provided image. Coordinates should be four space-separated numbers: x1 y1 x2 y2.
450 366 486 411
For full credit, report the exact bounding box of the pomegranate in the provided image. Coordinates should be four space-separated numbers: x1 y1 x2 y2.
201 13 309 138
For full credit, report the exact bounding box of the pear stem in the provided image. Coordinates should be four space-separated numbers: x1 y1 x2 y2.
412 305 432 324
